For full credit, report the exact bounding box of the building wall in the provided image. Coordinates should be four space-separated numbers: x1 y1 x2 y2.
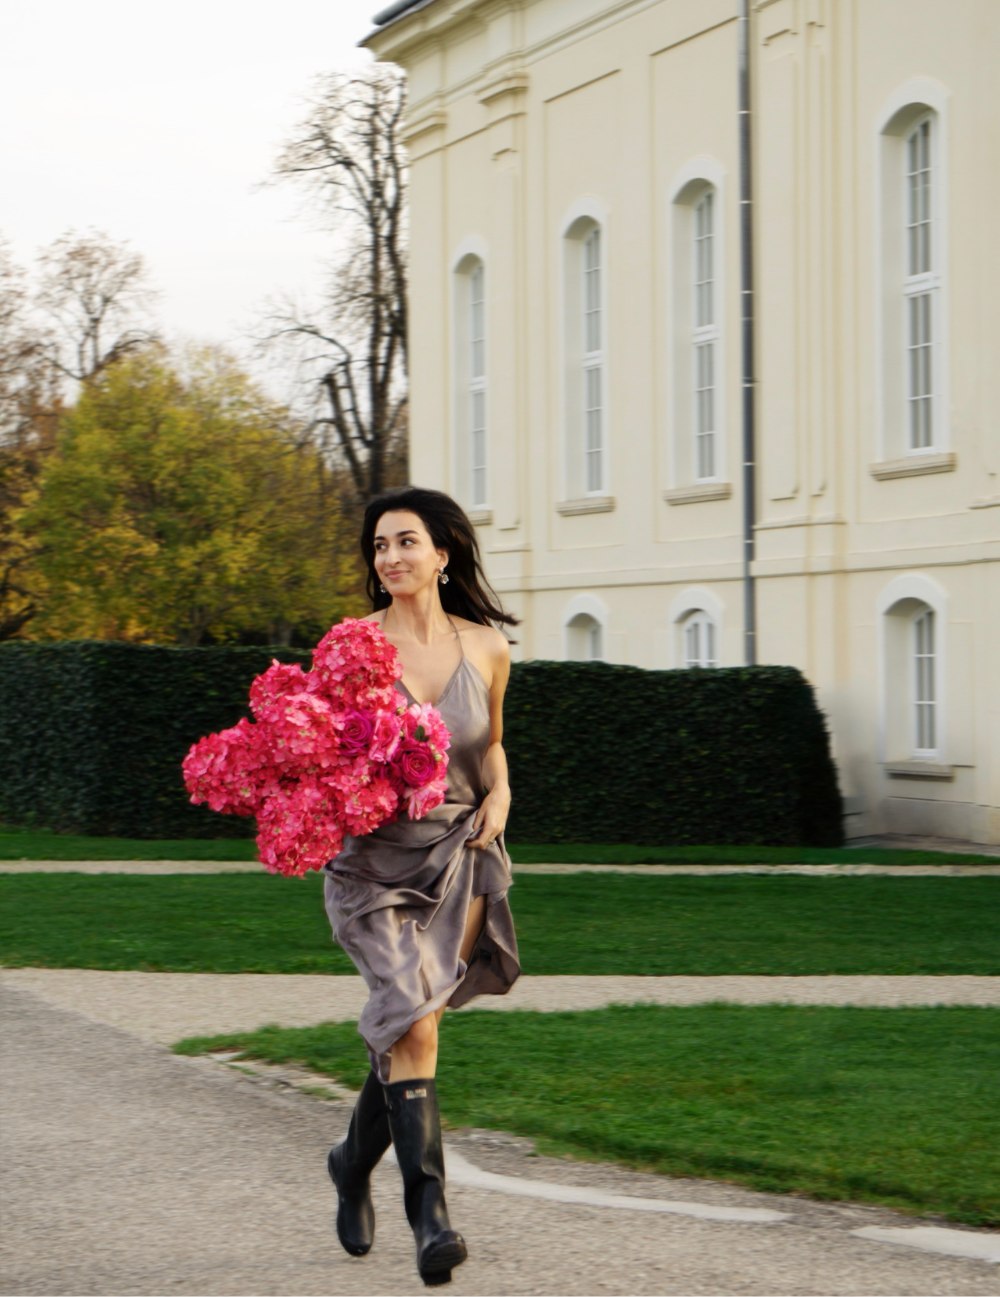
369 0 1000 845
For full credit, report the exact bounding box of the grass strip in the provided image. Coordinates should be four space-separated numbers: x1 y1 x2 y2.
172 1004 1000 1227
1 872 997 974
1 826 994 865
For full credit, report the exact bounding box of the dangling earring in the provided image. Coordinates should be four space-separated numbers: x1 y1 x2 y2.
438 570 449 585
379 583 387 593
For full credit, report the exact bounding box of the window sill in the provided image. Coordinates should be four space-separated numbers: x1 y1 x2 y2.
467 508 493 527
556 495 615 516
663 482 733 505
885 760 955 781
870 452 957 481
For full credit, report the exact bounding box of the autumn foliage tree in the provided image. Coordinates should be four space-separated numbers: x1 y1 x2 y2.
20 346 361 645
1 229 158 639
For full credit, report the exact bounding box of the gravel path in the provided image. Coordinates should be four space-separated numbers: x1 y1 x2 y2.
2 969 998 1046
1 859 997 874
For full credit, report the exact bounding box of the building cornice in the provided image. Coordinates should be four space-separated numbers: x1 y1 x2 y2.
364 0 485 62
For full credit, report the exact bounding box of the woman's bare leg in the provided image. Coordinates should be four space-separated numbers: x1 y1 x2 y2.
388 895 488 1081
459 894 486 966
389 1012 438 1081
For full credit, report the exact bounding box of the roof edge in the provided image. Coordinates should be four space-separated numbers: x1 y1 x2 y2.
369 0 438 34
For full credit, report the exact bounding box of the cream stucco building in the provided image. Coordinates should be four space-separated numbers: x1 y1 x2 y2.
364 0 999 846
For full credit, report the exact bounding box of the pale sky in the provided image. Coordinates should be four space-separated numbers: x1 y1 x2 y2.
1 0 384 356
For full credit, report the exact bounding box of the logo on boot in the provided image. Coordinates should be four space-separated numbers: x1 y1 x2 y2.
403 1086 428 1100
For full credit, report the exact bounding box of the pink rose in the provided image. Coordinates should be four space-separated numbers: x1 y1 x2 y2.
339 709 374 756
403 781 446 819
369 710 403 764
395 740 438 788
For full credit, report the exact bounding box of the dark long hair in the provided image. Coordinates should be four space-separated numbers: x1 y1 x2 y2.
361 486 519 632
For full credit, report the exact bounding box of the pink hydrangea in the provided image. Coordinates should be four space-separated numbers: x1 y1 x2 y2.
312 617 402 710
248 661 312 718
182 620 450 877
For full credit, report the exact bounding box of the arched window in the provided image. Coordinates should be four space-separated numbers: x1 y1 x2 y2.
903 117 935 451
875 85 949 469
453 250 488 509
561 209 609 502
681 610 718 668
877 575 948 763
563 593 609 661
566 613 603 662
669 587 725 668
667 164 728 498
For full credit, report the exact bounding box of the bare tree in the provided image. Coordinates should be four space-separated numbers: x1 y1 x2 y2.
269 64 408 503
0 239 61 637
36 229 158 384
0 239 55 448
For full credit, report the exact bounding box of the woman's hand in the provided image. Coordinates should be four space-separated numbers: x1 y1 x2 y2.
467 784 511 849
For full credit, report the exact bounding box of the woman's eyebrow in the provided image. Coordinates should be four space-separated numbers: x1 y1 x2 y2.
375 529 420 541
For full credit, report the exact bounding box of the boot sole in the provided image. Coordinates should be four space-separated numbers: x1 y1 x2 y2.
418 1236 468 1286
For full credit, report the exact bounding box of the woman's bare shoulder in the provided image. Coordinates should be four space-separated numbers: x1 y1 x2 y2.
458 620 509 661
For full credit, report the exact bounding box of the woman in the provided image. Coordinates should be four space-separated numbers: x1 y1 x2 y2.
323 486 521 1287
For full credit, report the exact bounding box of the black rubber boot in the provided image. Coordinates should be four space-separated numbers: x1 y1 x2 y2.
384 1078 467 1286
327 1069 392 1256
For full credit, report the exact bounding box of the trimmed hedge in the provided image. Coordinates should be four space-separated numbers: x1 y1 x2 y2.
0 643 842 845
0 642 308 839
504 661 842 846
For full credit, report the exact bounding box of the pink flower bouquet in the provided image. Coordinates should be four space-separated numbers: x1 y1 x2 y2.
182 619 451 877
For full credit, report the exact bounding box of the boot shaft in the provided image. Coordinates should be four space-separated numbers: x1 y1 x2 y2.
383 1079 451 1238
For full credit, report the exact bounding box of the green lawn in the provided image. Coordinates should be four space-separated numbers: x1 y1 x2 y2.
173 1004 1000 1227
1 872 996 974
1 825 995 865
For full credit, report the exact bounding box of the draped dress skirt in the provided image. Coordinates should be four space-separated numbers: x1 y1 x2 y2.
323 651 521 1080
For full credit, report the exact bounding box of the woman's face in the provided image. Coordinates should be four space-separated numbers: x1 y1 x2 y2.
373 509 448 597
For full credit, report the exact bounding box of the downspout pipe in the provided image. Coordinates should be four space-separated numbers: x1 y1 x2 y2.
737 0 758 665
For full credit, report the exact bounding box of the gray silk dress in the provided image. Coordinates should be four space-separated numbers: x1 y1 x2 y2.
323 626 521 1080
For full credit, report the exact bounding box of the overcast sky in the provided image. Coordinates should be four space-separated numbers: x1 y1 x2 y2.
1 0 384 356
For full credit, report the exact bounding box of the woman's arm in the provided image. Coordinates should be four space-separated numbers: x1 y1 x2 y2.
467 630 512 847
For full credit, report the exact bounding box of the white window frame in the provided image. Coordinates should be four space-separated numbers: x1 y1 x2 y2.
560 201 611 503
682 610 718 668
692 191 719 481
911 606 937 755
902 116 938 452
451 241 489 510
668 587 725 669
874 82 950 464
667 161 727 491
468 261 487 507
582 226 605 495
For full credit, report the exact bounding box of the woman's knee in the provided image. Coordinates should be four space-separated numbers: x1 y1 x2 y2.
398 1012 438 1054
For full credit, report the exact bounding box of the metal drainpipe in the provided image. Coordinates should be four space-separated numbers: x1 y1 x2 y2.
737 0 757 665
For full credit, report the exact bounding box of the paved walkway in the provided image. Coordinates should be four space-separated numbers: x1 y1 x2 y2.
2 859 997 875
2 978 998 1297
2 968 999 1045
